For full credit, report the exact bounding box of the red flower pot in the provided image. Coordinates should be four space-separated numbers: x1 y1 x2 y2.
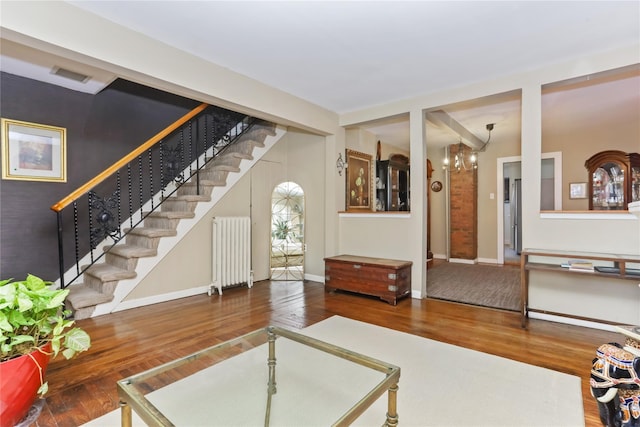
0 344 52 427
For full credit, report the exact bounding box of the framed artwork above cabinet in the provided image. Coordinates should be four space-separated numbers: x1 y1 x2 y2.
585 150 640 210
345 149 373 211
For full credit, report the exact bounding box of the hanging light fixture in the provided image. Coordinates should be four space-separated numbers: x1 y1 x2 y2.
443 123 494 172
442 139 476 172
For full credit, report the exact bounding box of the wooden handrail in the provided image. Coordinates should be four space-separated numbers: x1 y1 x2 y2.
51 103 209 213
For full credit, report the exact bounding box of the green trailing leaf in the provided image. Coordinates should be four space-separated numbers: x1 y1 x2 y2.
50 336 61 357
46 289 69 309
64 328 91 353
24 274 48 291
9 335 35 346
37 382 49 396
16 290 34 312
0 312 12 332
0 283 15 309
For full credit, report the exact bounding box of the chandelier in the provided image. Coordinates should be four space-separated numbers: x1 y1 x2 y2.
443 123 494 172
443 139 477 172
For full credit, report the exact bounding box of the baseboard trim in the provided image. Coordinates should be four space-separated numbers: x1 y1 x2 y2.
305 273 324 283
478 257 498 264
113 286 210 313
449 258 477 265
528 312 619 332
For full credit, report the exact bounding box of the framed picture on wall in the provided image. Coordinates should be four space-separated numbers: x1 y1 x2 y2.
345 149 372 210
569 182 587 199
1 118 67 182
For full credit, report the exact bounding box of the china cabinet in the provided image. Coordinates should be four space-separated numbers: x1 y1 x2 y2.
376 156 410 211
585 150 640 210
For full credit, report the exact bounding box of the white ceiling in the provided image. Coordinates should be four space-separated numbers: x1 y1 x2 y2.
1 1 639 150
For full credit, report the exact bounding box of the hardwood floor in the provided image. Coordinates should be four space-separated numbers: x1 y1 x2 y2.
33 279 615 426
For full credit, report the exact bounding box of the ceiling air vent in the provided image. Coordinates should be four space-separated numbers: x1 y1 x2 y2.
51 66 90 83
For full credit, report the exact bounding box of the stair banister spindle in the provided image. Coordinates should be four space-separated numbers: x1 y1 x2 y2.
149 148 154 210
194 117 201 195
116 172 122 232
73 202 80 276
87 192 95 263
127 164 134 229
187 120 193 179
56 212 65 289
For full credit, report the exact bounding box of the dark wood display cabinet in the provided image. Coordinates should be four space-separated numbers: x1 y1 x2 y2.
585 150 640 210
376 156 410 211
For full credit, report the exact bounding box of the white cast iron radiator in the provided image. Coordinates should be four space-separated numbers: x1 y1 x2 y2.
209 216 253 296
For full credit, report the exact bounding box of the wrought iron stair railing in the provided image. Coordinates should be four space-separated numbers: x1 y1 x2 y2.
51 103 256 289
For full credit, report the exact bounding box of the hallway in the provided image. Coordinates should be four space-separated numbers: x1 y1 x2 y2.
504 245 521 266
427 261 520 311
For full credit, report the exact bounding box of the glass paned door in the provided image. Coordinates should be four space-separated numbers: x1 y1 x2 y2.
270 182 304 280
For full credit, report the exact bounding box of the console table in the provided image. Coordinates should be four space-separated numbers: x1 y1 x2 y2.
324 255 412 305
520 248 640 328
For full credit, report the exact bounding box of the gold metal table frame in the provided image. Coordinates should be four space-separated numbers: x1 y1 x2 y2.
117 325 401 427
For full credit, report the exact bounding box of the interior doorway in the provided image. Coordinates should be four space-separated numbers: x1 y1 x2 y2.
270 181 305 280
497 152 562 265
502 161 522 265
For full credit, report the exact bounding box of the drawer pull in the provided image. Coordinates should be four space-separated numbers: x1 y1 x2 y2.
388 285 398 292
353 264 362 269
325 275 331 281
388 273 397 280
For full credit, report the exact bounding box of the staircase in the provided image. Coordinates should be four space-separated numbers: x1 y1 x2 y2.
65 121 280 319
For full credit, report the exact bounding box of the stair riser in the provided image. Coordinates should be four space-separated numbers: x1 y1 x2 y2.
199 170 230 182
245 127 275 141
222 146 256 158
144 216 182 229
83 275 120 295
177 184 215 197
126 235 162 249
226 139 263 154
160 200 198 212
105 253 140 271
73 306 96 320
212 156 243 168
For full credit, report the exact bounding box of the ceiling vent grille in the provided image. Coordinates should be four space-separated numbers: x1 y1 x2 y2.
51 66 90 83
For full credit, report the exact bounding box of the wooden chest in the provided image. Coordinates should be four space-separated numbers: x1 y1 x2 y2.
324 255 412 305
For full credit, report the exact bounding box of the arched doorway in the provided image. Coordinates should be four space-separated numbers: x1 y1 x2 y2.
270 181 304 280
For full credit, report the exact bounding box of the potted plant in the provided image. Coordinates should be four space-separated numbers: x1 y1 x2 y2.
272 218 294 241
0 274 91 427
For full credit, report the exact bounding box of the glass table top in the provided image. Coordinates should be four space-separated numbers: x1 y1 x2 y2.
117 325 400 427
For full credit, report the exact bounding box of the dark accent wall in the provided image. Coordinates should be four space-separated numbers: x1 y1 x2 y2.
0 73 199 281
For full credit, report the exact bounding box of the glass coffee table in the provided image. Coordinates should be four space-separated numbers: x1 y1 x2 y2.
117 325 400 426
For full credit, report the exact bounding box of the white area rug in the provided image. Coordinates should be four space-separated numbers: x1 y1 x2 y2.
84 316 584 426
